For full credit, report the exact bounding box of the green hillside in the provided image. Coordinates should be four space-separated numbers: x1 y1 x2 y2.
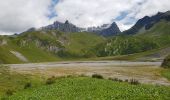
61 32 105 58
0 31 105 64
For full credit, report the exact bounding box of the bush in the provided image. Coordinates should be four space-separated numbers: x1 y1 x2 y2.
108 78 123 82
5 89 14 96
130 79 140 85
46 76 56 85
162 55 170 68
92 74 103 79
125 79 129 82
24 82 32 89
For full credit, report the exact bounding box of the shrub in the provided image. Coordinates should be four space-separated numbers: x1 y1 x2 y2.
125 79 129 82
92 74 103 79
24 82 32 89
113 78 118 81
162 55 170 68
130 79 140 85
5 89 14 96
79 74 87 77
46 76 56 85
66 75 73 78
109 78 123 82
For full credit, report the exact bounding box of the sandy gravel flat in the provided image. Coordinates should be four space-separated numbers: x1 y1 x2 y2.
7 61 170 86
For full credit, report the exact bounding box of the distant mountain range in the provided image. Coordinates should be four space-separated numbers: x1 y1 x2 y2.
26 11 170 37
37 20 121 36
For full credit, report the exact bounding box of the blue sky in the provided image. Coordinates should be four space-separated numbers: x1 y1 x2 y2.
48 0 59 19
0 0 170 35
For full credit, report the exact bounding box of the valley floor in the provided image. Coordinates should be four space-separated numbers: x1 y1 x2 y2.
7 61 170 85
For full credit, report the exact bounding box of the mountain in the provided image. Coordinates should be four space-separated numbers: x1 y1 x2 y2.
91 13 170 57
87 22 121 36
38 19 121 36
123 11 170 35
41 20 82 33
100 22 121 36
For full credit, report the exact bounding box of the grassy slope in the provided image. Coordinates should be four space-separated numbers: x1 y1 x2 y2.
64 32 105 57
0 46 22 64
0 31 105 64
6 77 170 100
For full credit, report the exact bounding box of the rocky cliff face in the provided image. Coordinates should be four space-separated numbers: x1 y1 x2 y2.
87 22 121 36
123 11 170 35
40 19 121 36
100 22 121 36
41 20 82 33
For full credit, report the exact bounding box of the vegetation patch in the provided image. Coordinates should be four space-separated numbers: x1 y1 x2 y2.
6 77 170 100
46 76 56 85
161 69 170 80
0 65 43 97
92 74 104 79
162 55 170 68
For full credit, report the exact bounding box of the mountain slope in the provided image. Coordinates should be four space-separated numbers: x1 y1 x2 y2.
92 20 170 57
0 30 105 64
123 11 170 35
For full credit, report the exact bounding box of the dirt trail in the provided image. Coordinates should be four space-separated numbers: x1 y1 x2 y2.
7 61 170 86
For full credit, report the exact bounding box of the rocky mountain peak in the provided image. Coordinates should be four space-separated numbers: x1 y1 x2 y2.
41 20 81 33
65 20 69 24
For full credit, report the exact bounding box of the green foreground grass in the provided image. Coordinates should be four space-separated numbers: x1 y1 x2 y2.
162 69 170 80
5 77 170 100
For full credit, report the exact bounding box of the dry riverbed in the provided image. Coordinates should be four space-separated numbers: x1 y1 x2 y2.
7 61 170 86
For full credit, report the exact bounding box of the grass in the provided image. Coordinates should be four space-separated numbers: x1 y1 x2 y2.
62 32 105 58
0 65 43 97
4 77 170 100
0 46 22 64
161 69 170 80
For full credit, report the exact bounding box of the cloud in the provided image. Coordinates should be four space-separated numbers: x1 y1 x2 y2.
53 0 142 29
0 0 51 35
53 0 170 31
0 0 170 34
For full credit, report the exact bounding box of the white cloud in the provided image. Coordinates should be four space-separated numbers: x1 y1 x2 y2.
0 0 51 35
